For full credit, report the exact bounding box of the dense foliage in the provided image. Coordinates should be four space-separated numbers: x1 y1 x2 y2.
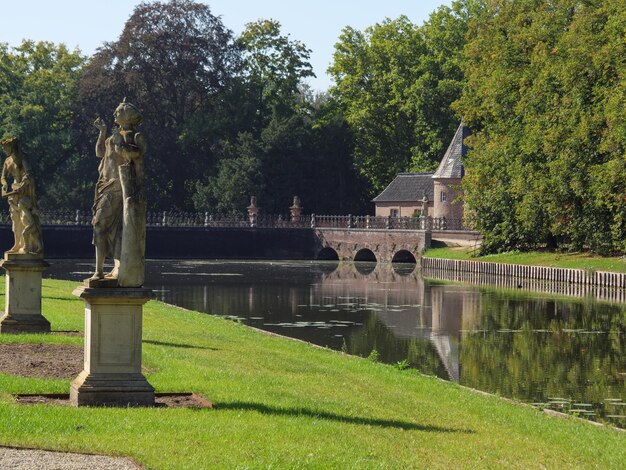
0 0 624 255
0 41 85 207
456 0 626 254
0 0 471 216
328 2 478 193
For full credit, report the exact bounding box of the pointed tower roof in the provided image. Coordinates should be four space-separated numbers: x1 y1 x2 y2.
432 123 470 179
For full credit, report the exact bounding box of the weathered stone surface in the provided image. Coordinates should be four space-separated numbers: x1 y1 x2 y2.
90 100 147 287
70 286 154 407
314 228 430 263
0 253 49 333
0 137 44 256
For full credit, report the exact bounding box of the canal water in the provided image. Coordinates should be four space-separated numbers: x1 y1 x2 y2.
46 259 626 428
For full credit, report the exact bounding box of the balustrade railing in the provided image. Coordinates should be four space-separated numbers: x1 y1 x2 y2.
0 210 466 231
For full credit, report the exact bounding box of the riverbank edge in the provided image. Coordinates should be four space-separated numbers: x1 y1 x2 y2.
1 278 625 468
421 256 626 289
165 300 626 434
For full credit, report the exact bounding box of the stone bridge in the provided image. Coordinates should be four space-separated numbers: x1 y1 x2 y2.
314 228 431 264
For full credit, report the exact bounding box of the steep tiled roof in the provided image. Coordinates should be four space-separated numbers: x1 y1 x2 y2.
372 173 434 203
432 123 470 179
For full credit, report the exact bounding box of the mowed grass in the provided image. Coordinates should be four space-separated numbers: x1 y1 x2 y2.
0 279 625 468
424 247 626 273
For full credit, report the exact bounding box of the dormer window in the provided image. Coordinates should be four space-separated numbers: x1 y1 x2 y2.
440 191 447 202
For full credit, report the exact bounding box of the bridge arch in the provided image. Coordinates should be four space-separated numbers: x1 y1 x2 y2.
354 248 377 262
317 247 339 261
391 250 417 264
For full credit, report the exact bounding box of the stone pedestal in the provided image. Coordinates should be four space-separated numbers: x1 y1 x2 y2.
0 252 50 333
70 285 154 407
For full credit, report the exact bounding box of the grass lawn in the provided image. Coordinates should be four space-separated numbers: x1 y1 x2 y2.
424 247 626 273
0 278 625 468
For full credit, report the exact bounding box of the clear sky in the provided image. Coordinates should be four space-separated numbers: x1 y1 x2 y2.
3 0 452 91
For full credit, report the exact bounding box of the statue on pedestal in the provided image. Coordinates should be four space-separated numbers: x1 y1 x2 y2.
90 99 147 287
0 137 49 333
0 137 43 255
71 99 153 406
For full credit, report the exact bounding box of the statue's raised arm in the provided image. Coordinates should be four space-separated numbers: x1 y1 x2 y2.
93 117 107 158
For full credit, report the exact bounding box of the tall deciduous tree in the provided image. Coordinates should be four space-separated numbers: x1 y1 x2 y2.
238 19 315 126
0 40 85 208
74 0 240 210
195 19 325 214
456 0 626 254
329 17 426 192
328 3 476 194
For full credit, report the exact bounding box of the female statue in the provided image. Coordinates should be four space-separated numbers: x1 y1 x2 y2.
0 137 43 255
90 99 147 286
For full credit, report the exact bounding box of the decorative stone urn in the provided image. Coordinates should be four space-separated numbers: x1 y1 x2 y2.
247 196 259 227
289 196 303 221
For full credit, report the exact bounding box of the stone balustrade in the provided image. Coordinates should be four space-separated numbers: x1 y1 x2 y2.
11 210 465 231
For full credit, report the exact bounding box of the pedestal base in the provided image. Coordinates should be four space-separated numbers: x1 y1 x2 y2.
71 285 154 407
70 371 154 407
0 253 50 334
0 312 50 333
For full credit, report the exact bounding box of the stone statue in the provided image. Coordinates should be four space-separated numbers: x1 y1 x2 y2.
0 137 43 255
289 195 303 221
90 99 147 287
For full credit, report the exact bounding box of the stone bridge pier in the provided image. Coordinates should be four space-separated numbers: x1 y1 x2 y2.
314 228 431 263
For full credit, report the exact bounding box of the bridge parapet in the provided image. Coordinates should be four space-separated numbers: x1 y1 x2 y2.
22 210 464 231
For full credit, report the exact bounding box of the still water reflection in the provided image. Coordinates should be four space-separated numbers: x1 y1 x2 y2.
46 259 626 427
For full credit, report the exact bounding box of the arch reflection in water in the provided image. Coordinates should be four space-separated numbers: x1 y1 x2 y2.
392 262 416 276
354 261 376 276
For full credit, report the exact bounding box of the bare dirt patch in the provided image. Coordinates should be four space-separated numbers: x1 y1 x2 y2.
2 342 212 409
15 393 212 409
0 343 83 379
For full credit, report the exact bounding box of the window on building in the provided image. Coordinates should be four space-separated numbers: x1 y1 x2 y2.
440 191 447 202
390 209 399 217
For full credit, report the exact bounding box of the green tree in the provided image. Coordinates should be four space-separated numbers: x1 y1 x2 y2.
193 132 264 213
329 16 426 192
0 40 85 208
329 3 477 194
456 0 626 254
74 0 240 210
192 19 371 215
238 19 315 127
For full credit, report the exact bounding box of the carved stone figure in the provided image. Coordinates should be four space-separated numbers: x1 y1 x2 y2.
90 100 147 286
0 137 43 255
289 195 303 221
